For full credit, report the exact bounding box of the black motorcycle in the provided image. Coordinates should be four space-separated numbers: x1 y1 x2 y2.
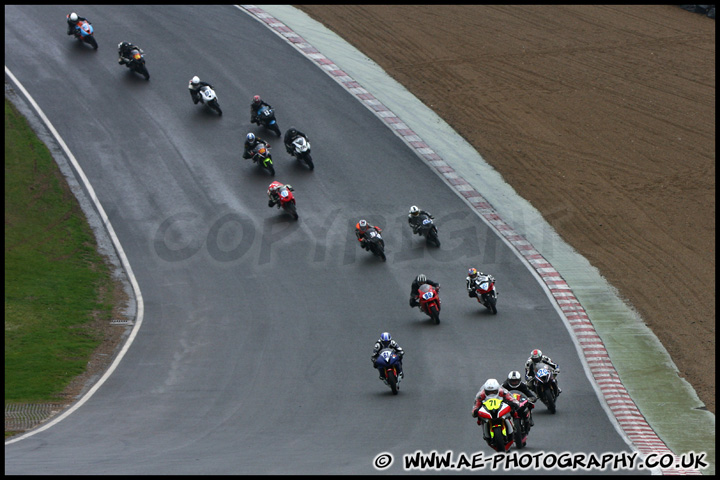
122 48 149 80
411 213 440 247
363 227 386 262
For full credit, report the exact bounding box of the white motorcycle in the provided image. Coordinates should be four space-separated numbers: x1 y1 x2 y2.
290 135 313 170
198 86 222 116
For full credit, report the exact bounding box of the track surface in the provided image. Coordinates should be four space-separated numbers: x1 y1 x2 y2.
5 6 642 474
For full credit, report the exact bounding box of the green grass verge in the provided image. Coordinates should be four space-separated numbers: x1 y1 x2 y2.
5 98 115 404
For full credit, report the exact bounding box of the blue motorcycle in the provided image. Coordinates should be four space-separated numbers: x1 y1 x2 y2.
68 15 97 50
257 105 281 136
374 348 402 395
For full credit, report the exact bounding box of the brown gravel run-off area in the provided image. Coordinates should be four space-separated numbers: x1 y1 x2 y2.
296 5 715 413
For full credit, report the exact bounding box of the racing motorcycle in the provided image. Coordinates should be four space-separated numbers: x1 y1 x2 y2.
256 105 281 136
68 16 97 50
268 181 298 220
472 274 498 314
290 135 314 170
362 227 386 262
373 347 402 395
198 86 222 116
532 366 559 414
122 47 149 80
508 391 534 449
476 395 516 452
249 143 275 176
417 283 441 324
411 213 440 247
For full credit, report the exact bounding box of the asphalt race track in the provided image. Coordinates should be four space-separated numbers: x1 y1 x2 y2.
5 6 646 474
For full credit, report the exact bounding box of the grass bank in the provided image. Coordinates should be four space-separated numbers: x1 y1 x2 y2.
5 98 116 419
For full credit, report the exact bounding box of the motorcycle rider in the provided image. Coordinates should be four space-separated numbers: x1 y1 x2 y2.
66 12 90 35
503 370 537 403
188 76 214 105
283 127 308 155
267 182 294 208
242 133 269 160
117 41 142 65
371 332 404 380
355 219 382 251
250 95 272 124
503 370 536 427
407 205 434 235
471 378 521 441
525 349 561 396
409 273 440 308
466 267 496 299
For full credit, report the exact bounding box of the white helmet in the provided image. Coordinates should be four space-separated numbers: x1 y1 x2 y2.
69 12 78 22
483 378 500 396
409 205 419 216
191 76 200 85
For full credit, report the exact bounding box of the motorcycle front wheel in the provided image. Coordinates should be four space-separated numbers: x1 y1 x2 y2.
210 100 222 116
137 64 150 81
303 153 314 170
426 228 441 247
387 370 398 395
87 36 98 50
543 388 556 414
285 202 298 220
492 426 506 452
429 304 440 324
513 418 525 449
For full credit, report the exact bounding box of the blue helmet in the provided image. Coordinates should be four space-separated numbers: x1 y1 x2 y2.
380 332 391 343
246 133 255 143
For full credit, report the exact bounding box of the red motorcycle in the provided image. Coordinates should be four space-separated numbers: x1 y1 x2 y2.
472 274 497 314
417 284 441 324
268 181 298 220
508 391 534 449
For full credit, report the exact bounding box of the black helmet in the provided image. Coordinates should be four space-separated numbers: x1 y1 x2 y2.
507 371 522 389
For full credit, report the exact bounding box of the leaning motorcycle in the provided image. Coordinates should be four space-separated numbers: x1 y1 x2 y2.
417 283 441 324
268 181 298 220
68 16 97 50
412 213 440 247
508 391 534 449
472 274 498 314
257 105 281 136
532 366 559 414
476 395 516 452
122 48 149 80
373 347 402 395
290 135 314 170
249 143 275 176
362 227 386 262
198 86 222 116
